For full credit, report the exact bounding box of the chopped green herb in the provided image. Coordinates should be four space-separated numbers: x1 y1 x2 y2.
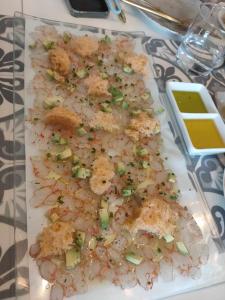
57 195 64 204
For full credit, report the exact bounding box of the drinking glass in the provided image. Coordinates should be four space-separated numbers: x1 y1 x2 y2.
177 3 225 76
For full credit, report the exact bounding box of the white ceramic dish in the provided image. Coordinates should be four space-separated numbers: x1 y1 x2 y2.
166 82 219 116
166 81 225 156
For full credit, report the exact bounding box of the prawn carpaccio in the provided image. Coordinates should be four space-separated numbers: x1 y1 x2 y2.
27 25 208 299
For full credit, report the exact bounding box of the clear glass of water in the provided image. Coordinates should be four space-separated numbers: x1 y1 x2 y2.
177 3 225 76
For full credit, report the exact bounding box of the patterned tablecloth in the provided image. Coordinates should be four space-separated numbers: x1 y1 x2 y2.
0 14 225 299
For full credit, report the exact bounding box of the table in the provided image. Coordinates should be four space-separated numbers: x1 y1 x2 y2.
0 1 225 300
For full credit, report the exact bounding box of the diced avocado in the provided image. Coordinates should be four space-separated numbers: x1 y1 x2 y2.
108 86 124 103
65 248 80 269
113 94 124 103
99 208 109 230
121 101 129 110
75 69 88 79
141 161 150 169
43 96 64 109
154 107 165 115
116 162 126 176
29 42 37 49
46 171 61 181
88 237 97 250
43 40 55 50
100 102 112 113
169 193 179 200
122 186 134 197
168 172 176 183
63 32 72 44
103 233 116 246
72 154 80 165
163 234 174 243
125 252 143 265
77 127 87 136
51 133 67 145
123 65 133 74
141 92 151 101
56 148 72 160
136 147 148 157
72 167 91 179
101 35 111 44
101 197 108 209
131 109 142 116
46 69 55 80
100 72 108 79
176 242 189 256
75 231 86 248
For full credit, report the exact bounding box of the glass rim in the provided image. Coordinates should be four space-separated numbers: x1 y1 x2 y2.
198 2 225 32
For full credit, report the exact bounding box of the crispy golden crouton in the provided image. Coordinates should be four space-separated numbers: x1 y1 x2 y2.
118 51 148 75
131 197 178 238
126 112 160 141
84 74 110 97
71 36 99 57
126 54 148 75
89 111 119 132
90 155 115 195
45 107 81 129
125 128 139 142
48 47 71 76
38 221 75 257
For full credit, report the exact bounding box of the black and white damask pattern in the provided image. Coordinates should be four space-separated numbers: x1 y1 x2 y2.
0 10 225 299
0 15 26 300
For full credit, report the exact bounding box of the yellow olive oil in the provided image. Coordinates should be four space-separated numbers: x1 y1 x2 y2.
173 91 207 113
184 119 225 149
